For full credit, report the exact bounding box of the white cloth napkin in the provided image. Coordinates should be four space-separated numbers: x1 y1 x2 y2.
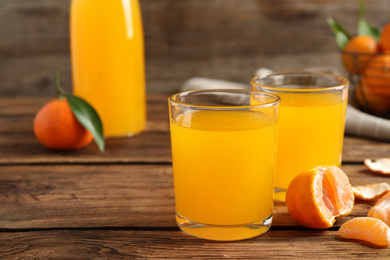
180 68 390 142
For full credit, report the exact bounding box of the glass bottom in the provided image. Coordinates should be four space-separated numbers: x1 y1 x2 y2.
274 188 287 202
176 213 272 241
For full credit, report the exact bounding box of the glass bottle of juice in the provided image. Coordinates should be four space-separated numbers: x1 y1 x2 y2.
70 0 146 137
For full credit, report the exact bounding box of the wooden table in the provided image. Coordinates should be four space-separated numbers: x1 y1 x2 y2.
1 95 390 259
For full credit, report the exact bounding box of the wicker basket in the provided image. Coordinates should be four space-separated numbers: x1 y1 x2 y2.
342 51 390 117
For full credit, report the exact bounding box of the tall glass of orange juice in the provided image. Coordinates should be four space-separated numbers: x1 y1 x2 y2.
251 71 349 201
169 89 280 241
70 0 146 137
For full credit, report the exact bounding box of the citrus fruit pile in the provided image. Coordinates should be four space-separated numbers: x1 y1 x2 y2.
286 165 390 247
328 0 390 115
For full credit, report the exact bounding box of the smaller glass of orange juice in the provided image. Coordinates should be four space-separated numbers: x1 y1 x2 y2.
251 71 349 202
169 89 280 241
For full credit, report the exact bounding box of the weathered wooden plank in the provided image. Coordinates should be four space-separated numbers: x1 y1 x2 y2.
1 127 389 164
0 164 176 229
0 96 169 121
0 96 389 164
0 96 171 164
1 0 390 96
3 0 388 59
342 136 390 162
0 229 389 259
0 130 172 164
0 164 387 230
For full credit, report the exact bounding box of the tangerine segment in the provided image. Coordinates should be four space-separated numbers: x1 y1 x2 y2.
368 190 390 226
354 83 390 115
353 183 390 201
339 217 390 246
286 166 354 229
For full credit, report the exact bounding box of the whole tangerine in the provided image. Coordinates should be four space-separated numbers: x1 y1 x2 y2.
355 81 390 115
380 21 390 52
356 54 390 115
361 53 390 91
33 97 94 150
342 35 380 74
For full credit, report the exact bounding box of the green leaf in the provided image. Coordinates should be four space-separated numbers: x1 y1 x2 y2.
358 20 381 40
327 16 351 50
357 0 381 40
66 94 105 152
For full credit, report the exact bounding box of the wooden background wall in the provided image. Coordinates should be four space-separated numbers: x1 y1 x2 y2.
0 0 389 96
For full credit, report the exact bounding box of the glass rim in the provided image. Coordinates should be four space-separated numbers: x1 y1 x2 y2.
168 89 281 110
250 70 349 93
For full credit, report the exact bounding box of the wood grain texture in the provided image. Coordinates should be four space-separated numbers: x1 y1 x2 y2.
0 164 176 229
1 0 390 96
0 164 387 230
0 95 390 258
0 96 389 164
0 96 172 164
0 230 389 259
0 128 388 164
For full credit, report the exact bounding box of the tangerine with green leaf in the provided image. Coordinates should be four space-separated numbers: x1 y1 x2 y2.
33 74 104 151
34 97 94 150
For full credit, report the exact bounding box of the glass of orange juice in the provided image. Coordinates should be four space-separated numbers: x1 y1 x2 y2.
169 89 280 241
251 71 349 201
70 0 146 137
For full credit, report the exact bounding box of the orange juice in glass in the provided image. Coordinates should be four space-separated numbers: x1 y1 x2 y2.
70 0 146 137
169 89 280 241
251 71 349 201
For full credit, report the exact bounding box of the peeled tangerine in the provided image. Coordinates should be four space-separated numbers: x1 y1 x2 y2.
368 190 390 227
339 217 390 246
286 166 354 229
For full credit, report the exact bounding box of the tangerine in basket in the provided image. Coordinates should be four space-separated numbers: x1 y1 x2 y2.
368 190 390 227
341 35 380 74
380 21 390 52
354 81 390 115
34 98 94 150
286 166 354 229
339 217 390 246
361 54 390 95
355 54 390 115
